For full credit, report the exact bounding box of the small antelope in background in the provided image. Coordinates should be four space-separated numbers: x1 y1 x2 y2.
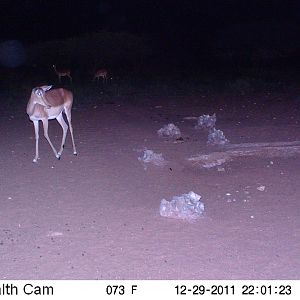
26 85 77 162
93 68 111 83
53 65 72 83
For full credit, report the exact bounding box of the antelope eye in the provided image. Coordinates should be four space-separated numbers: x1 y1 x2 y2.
36 90 42 96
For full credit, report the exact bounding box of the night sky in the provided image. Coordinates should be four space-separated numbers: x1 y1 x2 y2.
1 0 300 68
1 1 299 42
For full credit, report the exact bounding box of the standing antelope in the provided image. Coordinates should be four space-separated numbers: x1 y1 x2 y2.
93 68 109 83
26 85 77 162
53 65 72 83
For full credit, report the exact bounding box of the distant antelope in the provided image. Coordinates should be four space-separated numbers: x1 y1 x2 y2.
26 85 77 162
52 65 72 83
93 69 110 83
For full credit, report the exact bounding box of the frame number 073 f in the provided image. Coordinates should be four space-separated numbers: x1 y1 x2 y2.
105 284 138 296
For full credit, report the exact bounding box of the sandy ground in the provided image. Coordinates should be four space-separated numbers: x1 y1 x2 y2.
0 88 299 279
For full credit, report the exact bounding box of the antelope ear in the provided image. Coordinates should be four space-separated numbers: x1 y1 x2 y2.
40 85 52 92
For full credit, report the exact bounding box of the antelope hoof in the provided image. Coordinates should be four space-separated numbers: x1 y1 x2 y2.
33 156 39 163
73 151 77 156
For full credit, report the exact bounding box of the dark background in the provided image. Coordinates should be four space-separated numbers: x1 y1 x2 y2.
1 0 300 79
1 1 300 43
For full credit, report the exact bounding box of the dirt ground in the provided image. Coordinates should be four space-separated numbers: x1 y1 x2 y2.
0 88 299 279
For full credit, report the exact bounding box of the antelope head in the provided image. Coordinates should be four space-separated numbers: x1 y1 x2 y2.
32 85 53 108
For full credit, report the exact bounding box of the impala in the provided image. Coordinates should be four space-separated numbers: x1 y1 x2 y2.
26 85 77 162
52 65 72 83
93 68 110 83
